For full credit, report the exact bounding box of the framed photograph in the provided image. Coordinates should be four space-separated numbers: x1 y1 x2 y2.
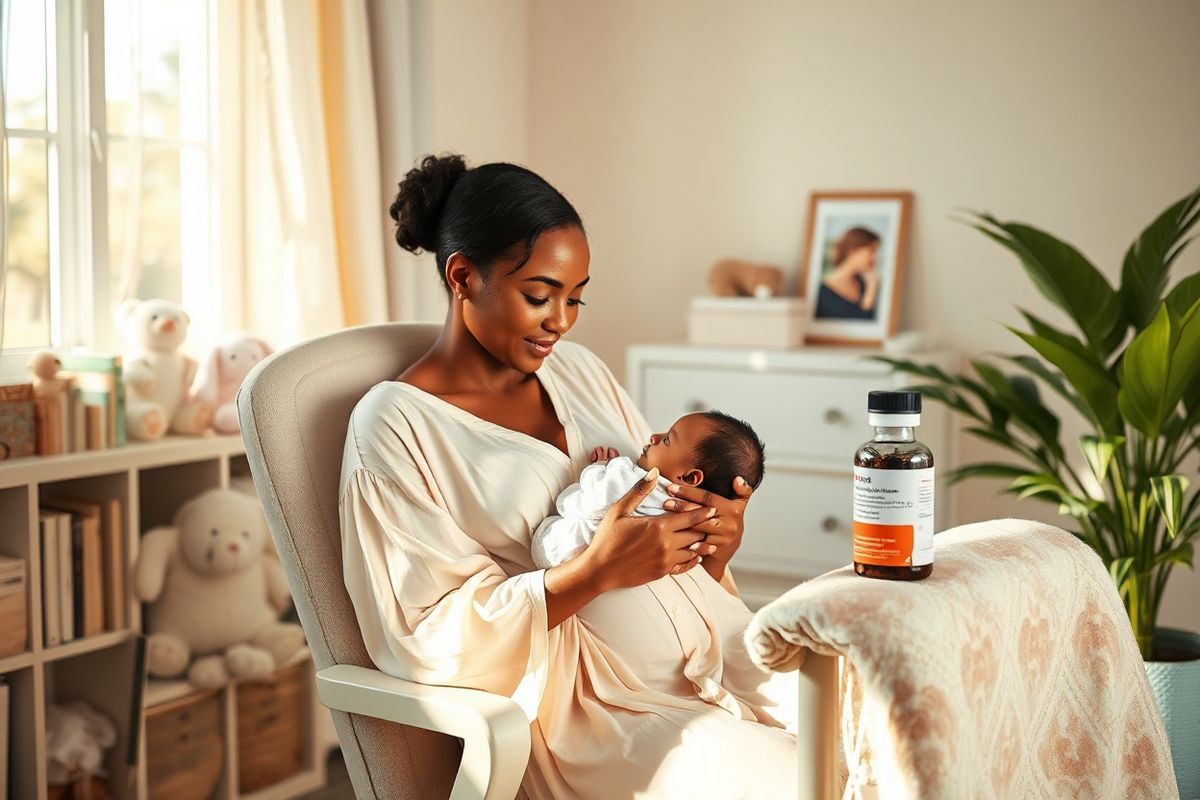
798 191 912 346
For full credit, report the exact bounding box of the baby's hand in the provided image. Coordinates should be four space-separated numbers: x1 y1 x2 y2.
589 446 620 463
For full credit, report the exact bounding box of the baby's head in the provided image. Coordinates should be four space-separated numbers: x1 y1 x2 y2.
635 411 766 499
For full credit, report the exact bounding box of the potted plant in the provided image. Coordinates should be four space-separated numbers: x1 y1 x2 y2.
873 187 1200 795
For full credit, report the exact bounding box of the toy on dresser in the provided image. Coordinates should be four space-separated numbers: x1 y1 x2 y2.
192 333 273 434
707 258 784 298
134 488 306 688
116 298 212 440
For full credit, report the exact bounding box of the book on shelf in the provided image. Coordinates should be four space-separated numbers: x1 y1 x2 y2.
43 496 123 633
57 512 74 643
33 394 64 456
60 353 126 447
84 403 106 451
69 387 86 452
0 383 36 460
38 511 62 647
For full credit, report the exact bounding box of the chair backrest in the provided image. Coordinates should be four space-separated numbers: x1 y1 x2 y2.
237 322 462 799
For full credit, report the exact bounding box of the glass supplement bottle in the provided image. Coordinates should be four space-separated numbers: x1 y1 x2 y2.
852 390 935 580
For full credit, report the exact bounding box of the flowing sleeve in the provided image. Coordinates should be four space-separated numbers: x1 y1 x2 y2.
339 458 549 720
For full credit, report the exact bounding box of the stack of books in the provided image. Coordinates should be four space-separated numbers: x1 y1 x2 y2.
38 496 127 647
0 353 126 459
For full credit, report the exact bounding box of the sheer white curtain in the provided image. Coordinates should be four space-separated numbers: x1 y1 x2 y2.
245 0 413 345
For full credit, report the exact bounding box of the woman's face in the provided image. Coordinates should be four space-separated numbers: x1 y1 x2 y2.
461 225 591 372
844 242 880 273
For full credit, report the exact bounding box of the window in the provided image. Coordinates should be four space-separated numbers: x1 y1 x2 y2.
1 0 235 376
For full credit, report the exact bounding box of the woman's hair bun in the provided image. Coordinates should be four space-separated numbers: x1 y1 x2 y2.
390 153 468 254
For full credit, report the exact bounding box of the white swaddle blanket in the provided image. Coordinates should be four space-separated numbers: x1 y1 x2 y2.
531 456 672 568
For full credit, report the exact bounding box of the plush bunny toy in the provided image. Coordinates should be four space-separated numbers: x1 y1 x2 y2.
134 488 305 688
192 333 273 434
116 298 212 440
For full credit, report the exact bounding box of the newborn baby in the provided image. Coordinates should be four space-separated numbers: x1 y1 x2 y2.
531 411 766 569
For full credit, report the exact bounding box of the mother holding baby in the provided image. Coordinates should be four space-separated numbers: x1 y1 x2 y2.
339 154 798 798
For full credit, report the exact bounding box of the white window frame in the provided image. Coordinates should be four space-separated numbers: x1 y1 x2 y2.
0 0 243 380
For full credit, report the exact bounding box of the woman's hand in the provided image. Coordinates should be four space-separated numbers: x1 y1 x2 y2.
663 475 755 581
589 446 620 463
544 467 714 628
583 468 716 591
860 268 880 312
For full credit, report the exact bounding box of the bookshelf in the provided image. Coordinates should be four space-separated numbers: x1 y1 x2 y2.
0 434 331 800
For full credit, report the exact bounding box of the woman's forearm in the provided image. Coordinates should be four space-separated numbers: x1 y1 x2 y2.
544 553 608 629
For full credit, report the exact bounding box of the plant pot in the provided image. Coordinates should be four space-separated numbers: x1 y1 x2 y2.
1145 627 1200 798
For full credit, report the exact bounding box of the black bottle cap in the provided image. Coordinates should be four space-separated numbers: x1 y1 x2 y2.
868 390 922 414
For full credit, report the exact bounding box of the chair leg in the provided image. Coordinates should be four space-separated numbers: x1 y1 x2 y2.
795 653 839 800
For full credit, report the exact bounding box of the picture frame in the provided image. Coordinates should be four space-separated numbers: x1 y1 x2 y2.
798 191 912 346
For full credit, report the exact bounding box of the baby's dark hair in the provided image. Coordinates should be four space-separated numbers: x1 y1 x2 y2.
691 411 766 500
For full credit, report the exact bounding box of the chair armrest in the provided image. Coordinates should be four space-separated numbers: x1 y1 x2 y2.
317 664 530 800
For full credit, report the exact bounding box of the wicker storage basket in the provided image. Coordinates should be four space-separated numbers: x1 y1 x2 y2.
145 687 224 800
236 660 307 793
0 556 27 658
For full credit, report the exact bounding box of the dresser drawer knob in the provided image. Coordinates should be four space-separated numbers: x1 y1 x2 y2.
821 515 841 533
822 407 845 424
686 399 709 413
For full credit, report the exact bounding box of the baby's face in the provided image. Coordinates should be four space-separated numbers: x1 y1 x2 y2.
635 413 711 486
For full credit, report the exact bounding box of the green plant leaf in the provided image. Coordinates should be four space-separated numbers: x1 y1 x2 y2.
1010 473 1065 496
963 423 1020 450
1165 271 1200 319
1151 474 1190 539
1109 557 1135 598
1119 297 1200 439
1154 543 1193 569
1057 495 1101 518
1166 275 1200 421
1080 435 1125 483
1120 187 1200 331
970 213 1123 356
1007 323 1120 434
971 360 1064 456
947 463 1031 485
1002 354 1093 421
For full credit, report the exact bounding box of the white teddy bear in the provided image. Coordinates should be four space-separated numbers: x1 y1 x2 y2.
45 701 117 786
134 488 306 688
116 298 213 440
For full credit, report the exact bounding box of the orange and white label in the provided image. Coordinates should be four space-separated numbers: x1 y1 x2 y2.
852 467 934 567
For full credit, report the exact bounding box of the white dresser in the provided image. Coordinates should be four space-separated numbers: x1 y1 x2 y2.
626 344 959 608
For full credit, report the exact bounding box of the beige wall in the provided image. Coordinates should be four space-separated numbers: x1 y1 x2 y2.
405 0 532 315
520 1 1200 626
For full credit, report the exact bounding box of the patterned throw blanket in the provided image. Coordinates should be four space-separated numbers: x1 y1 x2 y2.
744 518 1178 800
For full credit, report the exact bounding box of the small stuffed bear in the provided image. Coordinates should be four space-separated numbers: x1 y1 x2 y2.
192 334 273 434
134 488 305 688
45 701 117 787
707 258 785 298
116 298 212 440
27 351 71 399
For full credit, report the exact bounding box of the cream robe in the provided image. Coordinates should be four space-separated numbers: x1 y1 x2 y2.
340 340 799 798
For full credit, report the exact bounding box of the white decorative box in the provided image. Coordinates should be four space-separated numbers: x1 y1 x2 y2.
687 297 807 348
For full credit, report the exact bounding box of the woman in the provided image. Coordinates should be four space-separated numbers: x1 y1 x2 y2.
815 226 881 320
340 154 798 798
